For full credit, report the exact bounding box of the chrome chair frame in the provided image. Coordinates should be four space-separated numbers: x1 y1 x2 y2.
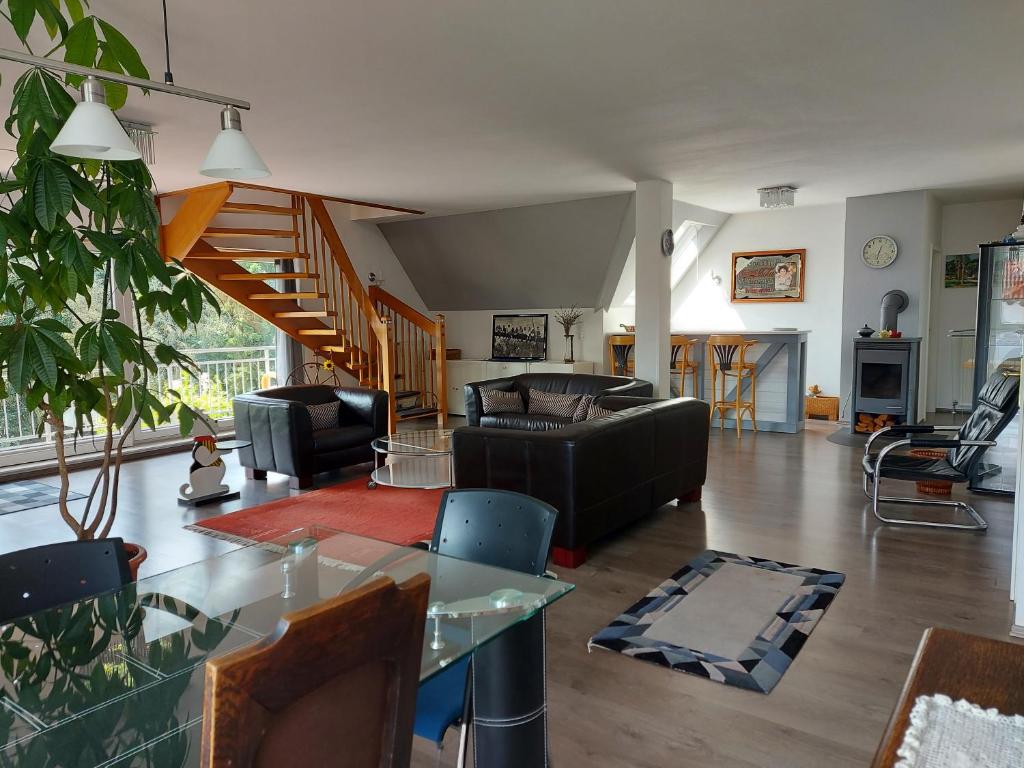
862 425 994 531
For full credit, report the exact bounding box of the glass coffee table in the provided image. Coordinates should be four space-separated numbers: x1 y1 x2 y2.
369 428 454 489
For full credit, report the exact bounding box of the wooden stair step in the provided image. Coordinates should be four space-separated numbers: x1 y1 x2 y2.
203 227 298 238
395 390 420 400
219 272 317 281
249 291 326 300
319 345 349 353
187 252 306 262
221 202 301 215
297 328 341 336
274 310 336 319
396 407 440 421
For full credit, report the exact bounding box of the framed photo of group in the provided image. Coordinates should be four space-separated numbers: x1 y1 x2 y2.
491 313 548 361
731 249 806 303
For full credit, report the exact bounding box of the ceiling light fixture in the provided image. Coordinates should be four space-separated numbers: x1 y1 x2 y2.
50 76 141 161
0 43 268 179
200 106 270 179
757 186 797 209
122 120 157 164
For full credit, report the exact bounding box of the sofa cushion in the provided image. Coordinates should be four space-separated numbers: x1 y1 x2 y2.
307 400 340 431
527 389 583 419
481 388 525 414
587 402 616 420
312 425 376 453
479 413 572 431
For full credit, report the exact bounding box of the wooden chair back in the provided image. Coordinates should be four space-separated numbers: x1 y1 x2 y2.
706 334 757 371
670 336 700 367
201 574 430 768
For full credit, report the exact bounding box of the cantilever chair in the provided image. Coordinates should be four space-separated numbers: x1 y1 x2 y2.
862 362 1019 531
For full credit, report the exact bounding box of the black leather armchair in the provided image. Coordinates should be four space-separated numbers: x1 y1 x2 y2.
233 384 388 489
465 372 653 430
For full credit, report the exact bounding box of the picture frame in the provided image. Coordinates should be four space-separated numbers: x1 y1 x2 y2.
944 252 980 288
731 249 806 303
491 314 548 361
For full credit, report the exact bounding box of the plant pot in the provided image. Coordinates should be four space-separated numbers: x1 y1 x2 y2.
122 542 148 581
563 334 575 364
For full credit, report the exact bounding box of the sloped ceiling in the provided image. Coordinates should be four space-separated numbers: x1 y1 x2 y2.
378 194 632 311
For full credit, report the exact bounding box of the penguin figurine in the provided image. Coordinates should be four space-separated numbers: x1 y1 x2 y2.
179 435 228 501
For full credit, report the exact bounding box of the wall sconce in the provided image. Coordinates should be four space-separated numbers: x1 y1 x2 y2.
709 271 722 286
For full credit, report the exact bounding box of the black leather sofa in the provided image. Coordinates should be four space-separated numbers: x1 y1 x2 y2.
465 372 653 431
453 394 710 567
233 385 388 489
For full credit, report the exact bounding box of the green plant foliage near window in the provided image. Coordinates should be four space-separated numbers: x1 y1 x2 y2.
0 0 222 540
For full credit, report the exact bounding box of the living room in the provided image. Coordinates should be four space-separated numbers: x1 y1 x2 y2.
2 2 1024 767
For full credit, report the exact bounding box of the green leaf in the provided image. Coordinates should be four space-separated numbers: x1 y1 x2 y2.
31 160 73 231
9 0 36 41
63 0 84 23
63 18 97 68
177 403 194 437
34 0 67 40
98 326 123 375
96 19 150 80
28 329 58 388
96 46 127 110
6 330 28 391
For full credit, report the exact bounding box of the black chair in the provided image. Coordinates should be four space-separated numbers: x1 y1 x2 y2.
233 384 388 489
0 538 132 623
862 361 1020 531
414 489 557 768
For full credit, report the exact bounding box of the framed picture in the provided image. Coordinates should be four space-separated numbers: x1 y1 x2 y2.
731 250 806 303
491 314 548 361
945 253 980 288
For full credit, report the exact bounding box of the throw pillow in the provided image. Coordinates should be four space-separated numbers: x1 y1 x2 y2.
587 402 616 420
573 394 595 422
481 388 525 414
528 389 583 419
307 400 340 431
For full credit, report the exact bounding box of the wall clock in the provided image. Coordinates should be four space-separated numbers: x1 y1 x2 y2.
862 235 898 269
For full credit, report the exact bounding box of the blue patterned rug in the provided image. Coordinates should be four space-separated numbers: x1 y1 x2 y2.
588 550 845 694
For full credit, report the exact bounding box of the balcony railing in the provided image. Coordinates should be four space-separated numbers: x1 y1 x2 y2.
0 346 276 452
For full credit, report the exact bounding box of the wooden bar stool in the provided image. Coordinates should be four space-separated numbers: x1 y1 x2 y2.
607 334 635 377
707 334 759 435
670 335 700 398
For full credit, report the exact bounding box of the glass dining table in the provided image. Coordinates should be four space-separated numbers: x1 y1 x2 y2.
0 527 574 767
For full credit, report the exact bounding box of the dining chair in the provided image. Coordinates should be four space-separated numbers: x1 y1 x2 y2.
0 538 132 624
670 335 701 398
414 489 558 768
707 334 759 435
201 573 430 768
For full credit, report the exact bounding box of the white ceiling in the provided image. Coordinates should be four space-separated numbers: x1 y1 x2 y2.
4 0 1024 214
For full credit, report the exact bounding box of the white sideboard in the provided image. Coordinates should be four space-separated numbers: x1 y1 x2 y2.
445 360 597 416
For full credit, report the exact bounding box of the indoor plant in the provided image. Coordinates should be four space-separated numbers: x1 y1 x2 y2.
0 0 219 567
554 305 583 363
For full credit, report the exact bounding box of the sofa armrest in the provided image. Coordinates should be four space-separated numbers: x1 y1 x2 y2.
335 387 389 436
232 393 315 477
464 377 516 426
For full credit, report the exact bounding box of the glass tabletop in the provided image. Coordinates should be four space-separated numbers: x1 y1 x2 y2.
372 428 453 456
0 527 573 767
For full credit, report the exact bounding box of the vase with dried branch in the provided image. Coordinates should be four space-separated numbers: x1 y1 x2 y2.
0 1 219 573
554 306 584 364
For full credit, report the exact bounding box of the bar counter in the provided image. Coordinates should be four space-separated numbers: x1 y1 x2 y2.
607 330 809 433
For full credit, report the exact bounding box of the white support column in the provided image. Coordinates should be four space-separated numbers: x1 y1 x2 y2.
634 179 673 396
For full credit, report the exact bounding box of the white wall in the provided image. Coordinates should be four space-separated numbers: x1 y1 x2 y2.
928 198 1021 410
326 203 430 315
439 308 604 364
672 203 847 395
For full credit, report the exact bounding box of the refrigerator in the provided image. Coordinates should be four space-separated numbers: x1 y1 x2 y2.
971 242 1023 495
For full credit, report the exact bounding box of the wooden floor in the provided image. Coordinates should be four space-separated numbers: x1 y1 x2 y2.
0 420 1018 766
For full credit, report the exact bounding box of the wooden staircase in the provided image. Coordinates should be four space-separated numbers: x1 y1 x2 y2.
156 181 445 432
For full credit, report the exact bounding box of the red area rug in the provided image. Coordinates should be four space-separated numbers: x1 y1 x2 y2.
186 478 443 547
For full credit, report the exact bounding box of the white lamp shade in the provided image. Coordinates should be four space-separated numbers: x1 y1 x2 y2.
200 128 270 179
50 101 141 161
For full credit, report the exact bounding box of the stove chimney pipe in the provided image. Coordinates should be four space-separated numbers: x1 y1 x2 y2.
880 290 909 332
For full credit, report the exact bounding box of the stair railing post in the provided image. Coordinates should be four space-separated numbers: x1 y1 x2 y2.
435 314 447 427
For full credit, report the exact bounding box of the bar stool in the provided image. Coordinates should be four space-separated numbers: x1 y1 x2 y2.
607 334 635 377
707 335 759 435
670 335 700 398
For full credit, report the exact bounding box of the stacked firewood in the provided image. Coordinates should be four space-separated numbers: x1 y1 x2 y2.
855 413 895 434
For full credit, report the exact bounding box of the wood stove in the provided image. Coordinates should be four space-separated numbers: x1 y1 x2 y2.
851 338 921 433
